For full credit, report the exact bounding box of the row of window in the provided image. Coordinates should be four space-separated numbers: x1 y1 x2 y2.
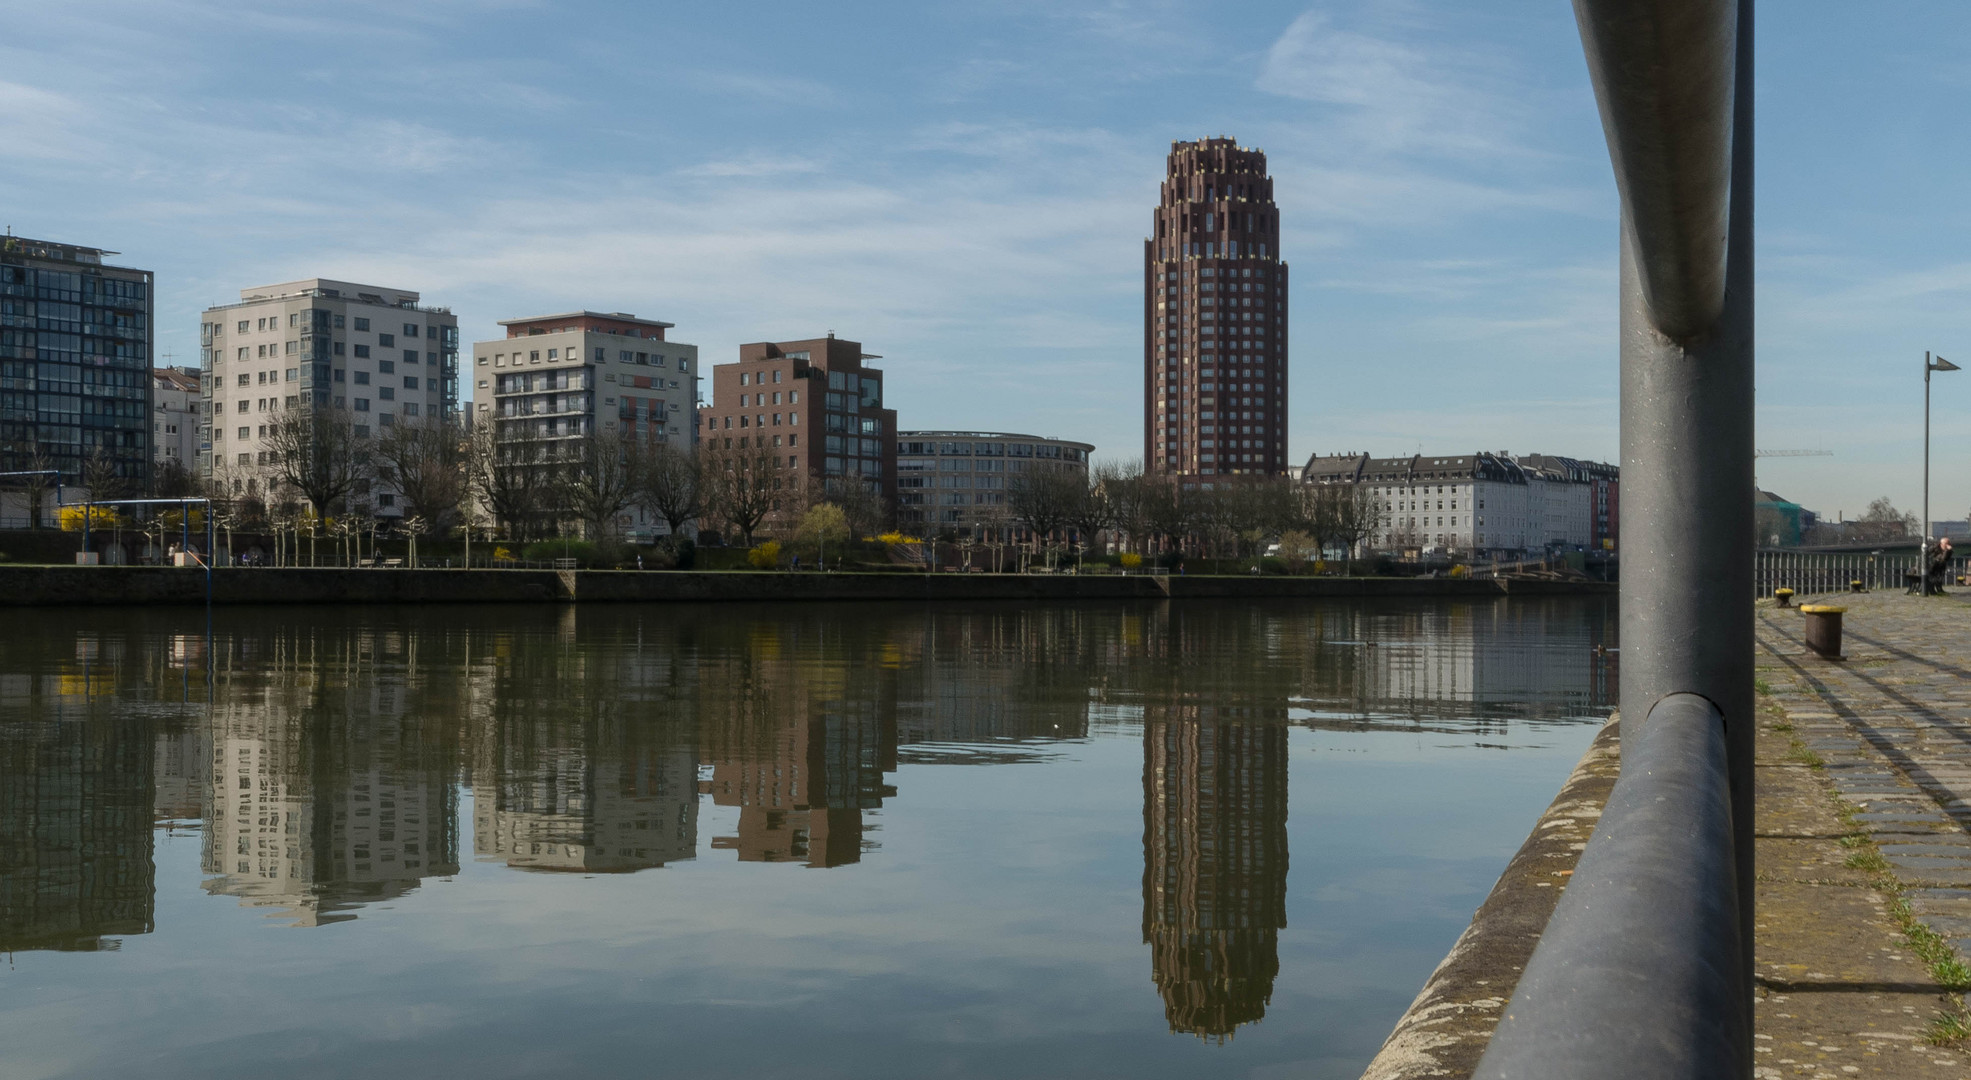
733 390 799 407
481 347 688 371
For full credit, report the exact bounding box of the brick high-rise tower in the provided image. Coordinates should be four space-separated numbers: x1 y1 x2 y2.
1144 138 1288 477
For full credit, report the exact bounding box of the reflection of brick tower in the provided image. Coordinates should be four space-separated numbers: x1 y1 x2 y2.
1142 713 1289 1040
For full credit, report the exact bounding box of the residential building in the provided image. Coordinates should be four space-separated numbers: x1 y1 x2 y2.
895 431 1093 537
1300 451 1617 557
152 366 199 470
1145 138 1289 479
199 279 460 514
699 334 896 513
0 236 154 489
470 310 697 448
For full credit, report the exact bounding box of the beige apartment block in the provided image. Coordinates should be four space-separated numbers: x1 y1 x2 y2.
152 366 199 470
470 311 698 445
198 279 460 515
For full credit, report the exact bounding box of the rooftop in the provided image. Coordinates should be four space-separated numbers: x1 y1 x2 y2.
498 311 675 330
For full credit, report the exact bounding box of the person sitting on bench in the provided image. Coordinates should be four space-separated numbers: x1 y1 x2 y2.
1927 536 1955 595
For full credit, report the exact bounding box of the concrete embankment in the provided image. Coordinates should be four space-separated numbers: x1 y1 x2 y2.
1359 716 1622 1080
0 566 1613 606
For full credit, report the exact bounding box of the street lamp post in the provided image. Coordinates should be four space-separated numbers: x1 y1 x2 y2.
1924 351 1960 595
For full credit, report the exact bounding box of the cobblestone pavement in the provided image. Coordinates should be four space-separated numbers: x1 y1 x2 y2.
1756 591 1971 1077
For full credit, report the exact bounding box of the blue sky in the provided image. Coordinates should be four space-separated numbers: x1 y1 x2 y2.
5 1 1970 520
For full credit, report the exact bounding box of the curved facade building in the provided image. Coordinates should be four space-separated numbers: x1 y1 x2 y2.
896 431 1093 538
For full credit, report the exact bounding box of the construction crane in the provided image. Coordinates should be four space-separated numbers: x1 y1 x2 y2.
1755 449 1833 458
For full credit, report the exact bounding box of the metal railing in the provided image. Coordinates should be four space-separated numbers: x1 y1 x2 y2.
1752 548 1959 598
1474 1 1755 1076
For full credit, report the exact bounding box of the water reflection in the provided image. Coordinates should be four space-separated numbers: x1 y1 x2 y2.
0 712 154 951
0 598 1613 1035
1143 710 1290 1041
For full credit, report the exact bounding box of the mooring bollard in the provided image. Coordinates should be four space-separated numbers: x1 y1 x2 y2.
1850 579 1864 594
1801 605 1845 660
1774 587 1794 608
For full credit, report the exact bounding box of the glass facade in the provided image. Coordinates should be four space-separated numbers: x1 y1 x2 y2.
0 241 152 488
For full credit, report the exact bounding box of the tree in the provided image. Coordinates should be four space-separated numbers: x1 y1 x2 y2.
702 437 782 546
1100 462 1149 553
1063 471 1113 564
795 502 850 568
1007 466 1080 551
150 457 198 499
1318 484 1386 565
640 442 703 538
557 426 644 540
82 444 130 503
375 419 466 536
1854 496 1919 542
2 440 56 528
828 477 889 540
466 424 551 540
262 409 373 522
1139 474 1195 554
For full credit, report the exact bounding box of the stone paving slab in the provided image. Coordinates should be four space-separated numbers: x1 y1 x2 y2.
1757 591 1971 1075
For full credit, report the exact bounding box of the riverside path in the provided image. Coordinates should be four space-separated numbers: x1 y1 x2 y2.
1755 591 1971 1077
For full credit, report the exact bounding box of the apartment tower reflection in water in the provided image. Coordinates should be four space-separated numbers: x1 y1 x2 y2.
1142 708 1289 1040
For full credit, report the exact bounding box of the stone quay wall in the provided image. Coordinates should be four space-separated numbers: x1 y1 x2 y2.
0 566 1613 606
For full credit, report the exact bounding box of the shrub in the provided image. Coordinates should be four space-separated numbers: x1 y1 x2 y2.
58 506 131 532
492 545 515 564
659 534 695 570
747 540 782 569
1119 552 1143 570
1449 563 1470 579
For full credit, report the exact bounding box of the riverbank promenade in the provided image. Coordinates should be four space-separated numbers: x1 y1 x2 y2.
1755 591 1971 1076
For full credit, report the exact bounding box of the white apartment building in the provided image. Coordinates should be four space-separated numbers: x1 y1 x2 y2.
469 310 697 447
1301 451 1609 557
152 366 199 469
198 279 460 514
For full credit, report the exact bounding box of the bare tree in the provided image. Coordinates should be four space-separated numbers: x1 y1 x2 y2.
1319 484 1387 564
375 419 466 536
466 424 551 540
1007 466 1080 550
261 410 372 522
1100 462 1149 553
557 426 644 540
1140 474 1195 554
640 441 703 538
1063 471 1112 563
702 437 783 546
82 444 130 502
2 440 56 528
827 477 889 540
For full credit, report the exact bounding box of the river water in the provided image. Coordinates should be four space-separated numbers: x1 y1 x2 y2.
0 598 1614 1080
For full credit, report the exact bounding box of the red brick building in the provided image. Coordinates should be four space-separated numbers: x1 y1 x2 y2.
698 334 898 513
1145 138 1290 478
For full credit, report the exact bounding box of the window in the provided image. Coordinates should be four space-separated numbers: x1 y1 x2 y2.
355 371 370 385
334 314 345 329
378 332 396 347
237 427 248 440
236 400 247 413
404 349 418 364
354 344 371 359
355 398 370 412
379 387 395 401
403 323 418 337
333 342 345 355
354 317 370 331
404 376 419 389
379 360 395 374
236 321 248 334
236 373 249 386
333 369 345 382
